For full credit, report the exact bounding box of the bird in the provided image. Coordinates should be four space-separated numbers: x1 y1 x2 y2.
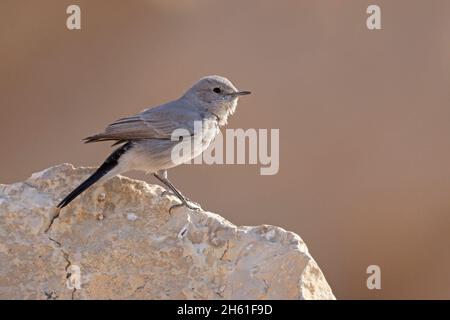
57 75 251 211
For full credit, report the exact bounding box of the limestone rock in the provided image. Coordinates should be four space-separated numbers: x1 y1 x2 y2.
0 164 335 300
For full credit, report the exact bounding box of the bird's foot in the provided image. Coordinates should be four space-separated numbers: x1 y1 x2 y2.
169 197 202 213
183 196 202 209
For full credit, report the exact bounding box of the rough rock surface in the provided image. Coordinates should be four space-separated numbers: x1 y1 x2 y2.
0 164 335 300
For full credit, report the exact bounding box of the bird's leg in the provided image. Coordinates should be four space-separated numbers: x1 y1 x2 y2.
156 170 191 203
153 170 201 212
156 170 174 197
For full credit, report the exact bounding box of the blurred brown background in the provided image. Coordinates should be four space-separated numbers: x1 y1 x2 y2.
2 0 450 299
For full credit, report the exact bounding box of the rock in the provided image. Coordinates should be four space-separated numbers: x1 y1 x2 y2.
0 164 335 300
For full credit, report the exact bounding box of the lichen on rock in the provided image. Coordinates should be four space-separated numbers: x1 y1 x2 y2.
0 164 335 300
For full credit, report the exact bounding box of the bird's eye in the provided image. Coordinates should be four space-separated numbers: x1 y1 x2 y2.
213 87 222 94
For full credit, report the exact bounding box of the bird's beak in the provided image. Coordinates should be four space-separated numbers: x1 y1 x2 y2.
230 91 251 96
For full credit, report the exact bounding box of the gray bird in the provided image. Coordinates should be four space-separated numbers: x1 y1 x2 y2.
57 75 251 210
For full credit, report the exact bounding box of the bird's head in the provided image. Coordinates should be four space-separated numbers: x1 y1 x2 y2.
183 75 251 125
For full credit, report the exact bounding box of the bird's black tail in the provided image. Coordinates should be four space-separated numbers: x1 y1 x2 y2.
57 142 132 209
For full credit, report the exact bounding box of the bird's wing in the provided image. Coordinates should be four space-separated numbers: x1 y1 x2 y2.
84 102 197 144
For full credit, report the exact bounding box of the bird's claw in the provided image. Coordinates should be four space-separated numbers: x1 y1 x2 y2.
169 198 202 214
184 197 202 210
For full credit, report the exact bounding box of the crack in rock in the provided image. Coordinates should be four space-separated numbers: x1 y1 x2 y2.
47 229 77 299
